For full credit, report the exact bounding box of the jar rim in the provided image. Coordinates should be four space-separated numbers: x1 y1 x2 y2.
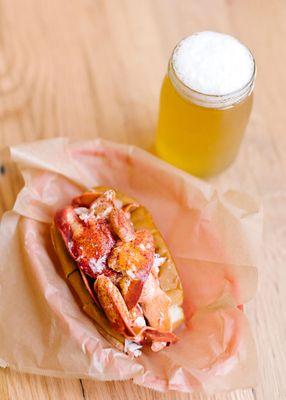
169 36 256 109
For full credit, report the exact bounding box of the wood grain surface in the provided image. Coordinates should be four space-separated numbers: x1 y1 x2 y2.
0 0 285 399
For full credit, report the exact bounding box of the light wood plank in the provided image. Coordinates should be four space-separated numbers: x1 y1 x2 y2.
5 370 84 400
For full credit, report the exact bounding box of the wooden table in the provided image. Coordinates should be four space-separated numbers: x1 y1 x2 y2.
0 0 285 399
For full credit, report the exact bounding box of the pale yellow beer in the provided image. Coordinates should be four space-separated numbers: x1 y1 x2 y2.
156 32 256 177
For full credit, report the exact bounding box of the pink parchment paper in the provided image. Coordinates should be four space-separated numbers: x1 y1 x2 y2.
0 138 261 394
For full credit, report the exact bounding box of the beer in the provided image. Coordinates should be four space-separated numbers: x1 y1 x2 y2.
156 31 256 177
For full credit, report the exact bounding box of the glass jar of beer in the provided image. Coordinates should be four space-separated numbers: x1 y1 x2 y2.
156 31 256 177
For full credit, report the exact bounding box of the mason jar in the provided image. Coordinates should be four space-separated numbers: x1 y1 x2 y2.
155 31 256 177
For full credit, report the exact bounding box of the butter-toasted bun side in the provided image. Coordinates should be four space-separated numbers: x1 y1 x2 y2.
51 186 184 353
51 223 125 350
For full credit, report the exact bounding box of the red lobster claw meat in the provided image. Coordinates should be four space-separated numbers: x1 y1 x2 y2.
95 276 177 349
72 189 116 209
95 275 135 337
72 191 102 208
55 206 115 278
108 229 155 309
109 208 135 242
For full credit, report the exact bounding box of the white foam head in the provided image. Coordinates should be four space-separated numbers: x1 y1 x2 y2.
172 31 255 96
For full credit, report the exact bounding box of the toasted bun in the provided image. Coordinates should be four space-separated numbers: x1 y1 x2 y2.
50 223 125 350
51 186 184 350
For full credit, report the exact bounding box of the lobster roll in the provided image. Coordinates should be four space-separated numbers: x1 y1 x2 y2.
51 187 184 357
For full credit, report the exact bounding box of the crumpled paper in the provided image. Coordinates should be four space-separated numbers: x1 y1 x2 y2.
0 138 261 394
